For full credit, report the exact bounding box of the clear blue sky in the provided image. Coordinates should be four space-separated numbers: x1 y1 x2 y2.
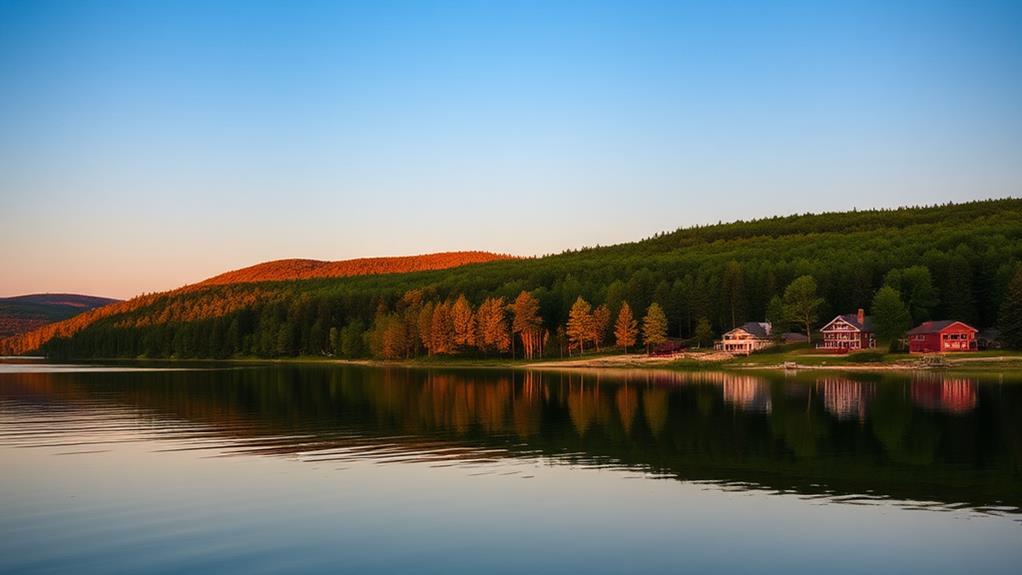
1 0 1020 298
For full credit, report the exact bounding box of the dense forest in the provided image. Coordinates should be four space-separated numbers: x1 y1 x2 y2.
8 198 1022 359
0 294 120 338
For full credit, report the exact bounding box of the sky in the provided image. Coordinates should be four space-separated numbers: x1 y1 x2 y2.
1 0 1021 299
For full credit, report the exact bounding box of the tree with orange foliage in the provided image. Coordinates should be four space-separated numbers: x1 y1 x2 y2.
614 302 638 353
476 296 511 354
430 301 455 354
451 294 476 348
566 296 594 356
511 290 543 360
417 301 435 355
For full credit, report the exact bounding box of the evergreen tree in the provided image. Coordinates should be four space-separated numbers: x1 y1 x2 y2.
614 302 638 353
511 291 543 360
998 266 1022 349
765 295 787 341
339 319 365 358
642 302 668 351
417 302 435 355
721 260 746 329
943 255 977 323
328 326 340 356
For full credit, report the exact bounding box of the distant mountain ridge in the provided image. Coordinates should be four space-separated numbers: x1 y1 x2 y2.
196 251 513 286
0 293 120 339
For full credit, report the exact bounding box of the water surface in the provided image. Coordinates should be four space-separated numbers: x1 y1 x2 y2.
1 362 1020 573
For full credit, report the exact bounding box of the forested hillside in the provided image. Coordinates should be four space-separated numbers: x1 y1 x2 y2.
0 294 120 339
7 198 1022 359
196 251 511 286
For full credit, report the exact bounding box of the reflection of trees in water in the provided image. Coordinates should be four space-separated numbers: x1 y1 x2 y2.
642 388 669 437
2 367 1019 512
615 385 638 435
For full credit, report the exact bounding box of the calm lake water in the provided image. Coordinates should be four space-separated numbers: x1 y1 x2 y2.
1 360 1021 574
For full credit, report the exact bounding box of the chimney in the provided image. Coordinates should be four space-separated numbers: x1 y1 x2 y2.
857 308 865 325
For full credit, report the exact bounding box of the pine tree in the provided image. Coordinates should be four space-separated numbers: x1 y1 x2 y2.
998 266 1022 349
592 304 611 352
943 255 977 323
566 296 594 355
722 260 746 329
614 302 638 353
430 301 455 354
765 295 786 340
642 302 668 351
417 302 435 355
476 297 511 354
451 294 476 348
511 291 543 360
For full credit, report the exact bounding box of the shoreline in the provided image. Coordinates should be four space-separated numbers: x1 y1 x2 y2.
8 351 1022 373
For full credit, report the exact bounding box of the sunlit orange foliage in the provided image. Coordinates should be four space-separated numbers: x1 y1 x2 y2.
1 251 512 355
197 251 513 286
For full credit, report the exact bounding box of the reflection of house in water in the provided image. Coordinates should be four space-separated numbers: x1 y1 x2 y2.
722 377 772 413
910 376 977 414
816 378 875 420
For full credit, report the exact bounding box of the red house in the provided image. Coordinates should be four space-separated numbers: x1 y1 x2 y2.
818 308 875 352
907 321 978 353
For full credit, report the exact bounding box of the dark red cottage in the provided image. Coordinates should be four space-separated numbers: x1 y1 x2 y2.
907 320 978 353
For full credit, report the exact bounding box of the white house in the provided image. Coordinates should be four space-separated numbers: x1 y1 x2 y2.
715 322 773 355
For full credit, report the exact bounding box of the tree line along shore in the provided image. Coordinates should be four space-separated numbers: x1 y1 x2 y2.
11 199 1022 362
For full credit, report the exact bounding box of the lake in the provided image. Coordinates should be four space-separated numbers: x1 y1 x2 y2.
1 360 1020 574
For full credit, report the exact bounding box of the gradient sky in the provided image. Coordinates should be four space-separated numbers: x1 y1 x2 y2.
1 0 1021 299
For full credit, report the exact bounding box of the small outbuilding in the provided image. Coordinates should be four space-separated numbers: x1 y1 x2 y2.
907 321 978 353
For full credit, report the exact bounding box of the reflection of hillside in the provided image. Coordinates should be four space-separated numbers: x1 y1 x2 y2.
1 367 1019 514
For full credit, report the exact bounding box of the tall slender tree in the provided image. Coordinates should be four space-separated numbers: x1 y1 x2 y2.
451 294 476 348
642 302 668 352
998 266 1022 349
592 304 611 352
430 301 455 354
614 302 638 353
476 297 511 354
566 296 594 355
512 291 543 360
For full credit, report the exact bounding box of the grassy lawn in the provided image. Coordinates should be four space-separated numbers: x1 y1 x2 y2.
722 344 1022 368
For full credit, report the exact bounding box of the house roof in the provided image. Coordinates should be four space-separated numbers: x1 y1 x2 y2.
907 320 978 335
726 322 771 338
822 314 874 333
